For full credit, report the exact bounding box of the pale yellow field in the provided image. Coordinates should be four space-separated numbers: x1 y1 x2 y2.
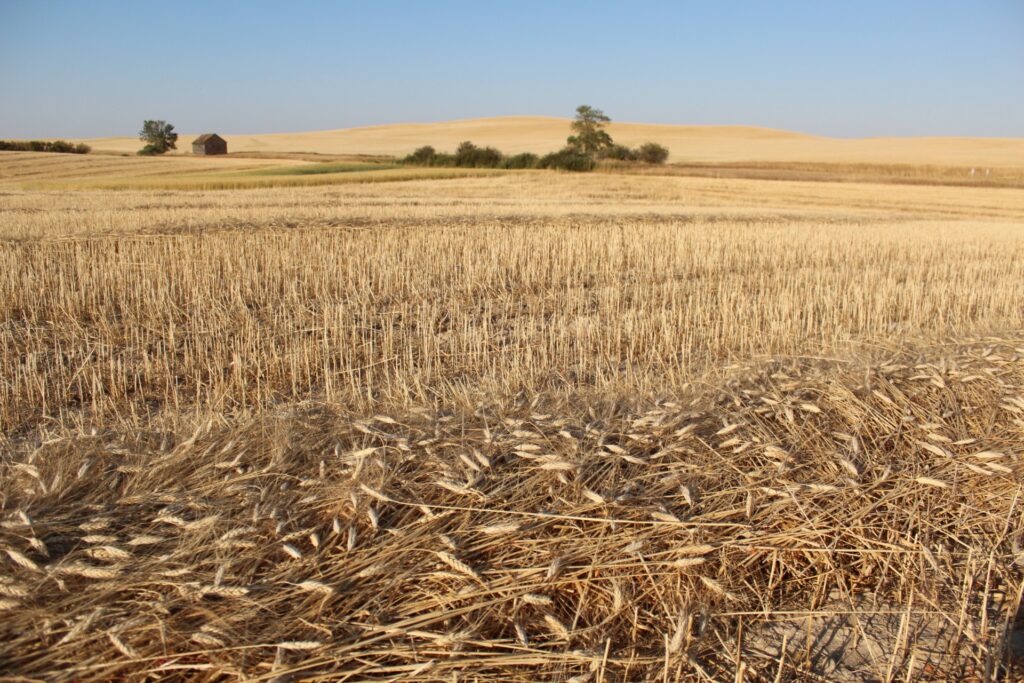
78 115 1024 167
2 152 1024 680
0 150 509 191
0 150 294 181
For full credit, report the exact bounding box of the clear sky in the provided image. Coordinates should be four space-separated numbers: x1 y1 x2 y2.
1 0 1022 139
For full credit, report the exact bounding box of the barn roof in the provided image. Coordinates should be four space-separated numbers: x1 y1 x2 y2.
192 134 224 144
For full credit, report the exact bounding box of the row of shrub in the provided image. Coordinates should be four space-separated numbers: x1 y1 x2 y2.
0 139 91 154
599 142 670 164
404 140 668 172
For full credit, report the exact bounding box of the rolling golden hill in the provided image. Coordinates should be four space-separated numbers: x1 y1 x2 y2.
78 116 1024 167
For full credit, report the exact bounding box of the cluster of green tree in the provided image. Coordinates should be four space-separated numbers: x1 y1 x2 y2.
406 142 505 168
404 142 596 171
138 120 178 155
599 142 670 164
0 140 91 154
403 105 669 172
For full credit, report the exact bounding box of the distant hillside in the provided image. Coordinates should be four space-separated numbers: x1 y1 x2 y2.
78 116 1024 167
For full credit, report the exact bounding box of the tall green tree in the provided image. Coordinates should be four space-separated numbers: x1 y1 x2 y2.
138 120 178 155
567 105 613 156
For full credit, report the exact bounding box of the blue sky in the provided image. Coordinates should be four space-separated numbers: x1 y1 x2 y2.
1 0 1022 138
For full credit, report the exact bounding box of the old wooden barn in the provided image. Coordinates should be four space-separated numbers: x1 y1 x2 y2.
192 133 227 156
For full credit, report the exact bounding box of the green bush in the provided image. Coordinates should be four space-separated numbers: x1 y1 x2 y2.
137 144 164 156
538 147 597 172
49 140 75 154
404 141 504 168
404 145 438 165
454 141 503 168
454 141 478 166
599 144 637 162
502 152 539 169
635 142 670 164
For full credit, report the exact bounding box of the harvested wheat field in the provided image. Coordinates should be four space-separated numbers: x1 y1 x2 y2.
2 153 1024 681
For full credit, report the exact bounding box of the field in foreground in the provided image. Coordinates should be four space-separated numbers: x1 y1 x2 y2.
3 337 1023 681
1 155 1024 680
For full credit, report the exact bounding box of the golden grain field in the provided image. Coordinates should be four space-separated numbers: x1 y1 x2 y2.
1 151 1023 680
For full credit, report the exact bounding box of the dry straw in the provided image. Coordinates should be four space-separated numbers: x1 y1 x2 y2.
1 336 1021 680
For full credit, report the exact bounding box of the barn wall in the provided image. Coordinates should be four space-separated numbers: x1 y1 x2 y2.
193 138 228 155
206 138 227 155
